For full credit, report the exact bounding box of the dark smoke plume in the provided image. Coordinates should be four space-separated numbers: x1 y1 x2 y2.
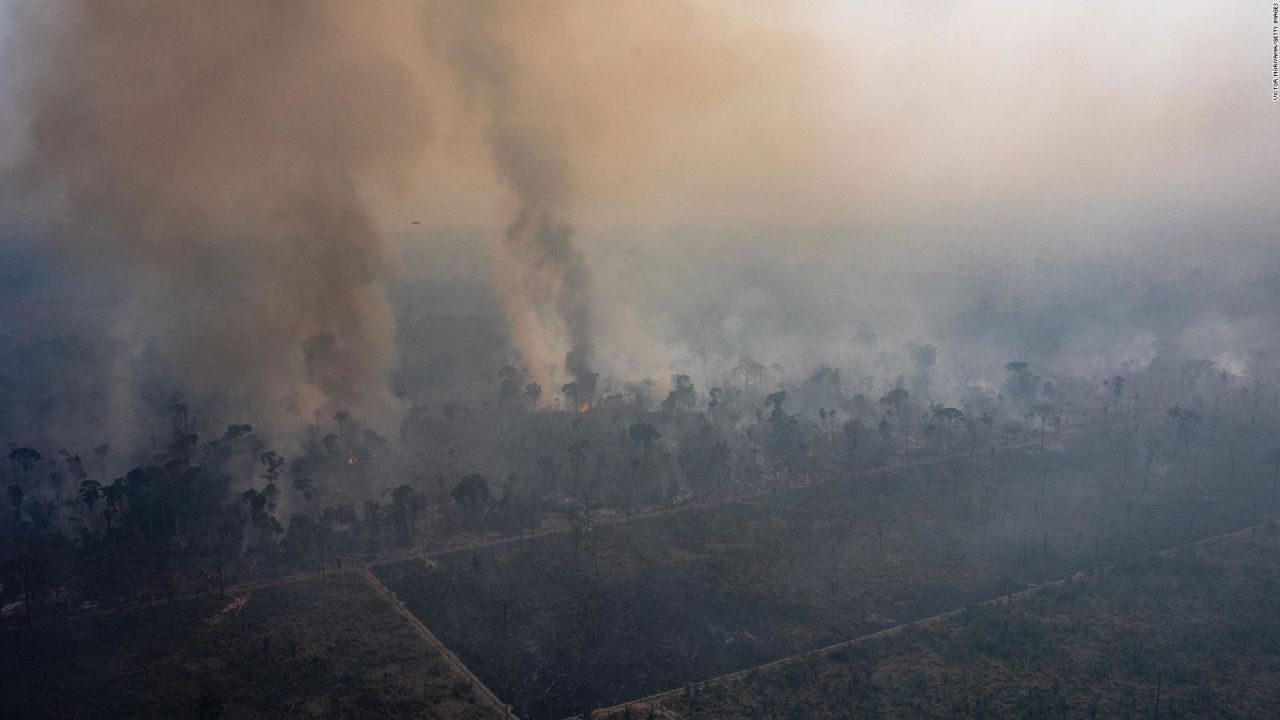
451 1 597 406
5 1 432 426
3 0 863 417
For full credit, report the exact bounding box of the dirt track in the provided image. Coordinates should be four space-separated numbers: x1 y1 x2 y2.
8 424 1094 631
356 567 513 718
581 520 1276 720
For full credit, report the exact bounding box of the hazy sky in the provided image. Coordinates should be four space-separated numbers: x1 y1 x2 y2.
3 1 1275 256
0 1 1276 417
372 1 1279 258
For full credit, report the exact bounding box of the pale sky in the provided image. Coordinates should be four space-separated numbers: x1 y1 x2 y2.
0 0 1276 410
3 1 1276 256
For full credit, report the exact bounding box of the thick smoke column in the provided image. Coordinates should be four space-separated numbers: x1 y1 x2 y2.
451 2 597 407
6 1 431 425
4 0 831 419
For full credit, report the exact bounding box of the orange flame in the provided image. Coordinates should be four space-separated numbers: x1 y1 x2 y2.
346 452 357 465
577 402 591 413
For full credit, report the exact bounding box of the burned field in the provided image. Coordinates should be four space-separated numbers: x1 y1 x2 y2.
373 426 1278 718
0 573 499 720
1 3 1276 718
622 523 1280 719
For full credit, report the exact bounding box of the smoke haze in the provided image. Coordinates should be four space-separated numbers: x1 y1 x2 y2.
0 0 1276 426
449 1 596 404
3 0 440 427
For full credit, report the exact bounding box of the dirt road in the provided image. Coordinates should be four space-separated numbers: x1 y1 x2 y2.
581 520 1275 720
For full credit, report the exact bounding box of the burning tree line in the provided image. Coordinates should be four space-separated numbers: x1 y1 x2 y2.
4 349 1280 623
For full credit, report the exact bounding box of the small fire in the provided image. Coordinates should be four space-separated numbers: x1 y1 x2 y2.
346 452 357 465
577 402 591 413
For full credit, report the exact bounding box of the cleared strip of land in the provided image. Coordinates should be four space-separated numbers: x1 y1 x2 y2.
358 566 513 719
584 522 1280 719
584 520 1276 719
380 426 1275 718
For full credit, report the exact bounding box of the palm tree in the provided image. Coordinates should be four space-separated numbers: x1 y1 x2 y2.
879 388 910 453
734 357 765 394
9 447 41 480
79 479 102 527
765 391 788 421
1033 403 1054 453
103 479 126 534
1033 403 1053 496
933 406 964 451
450 474 491 524
628 423 661 465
